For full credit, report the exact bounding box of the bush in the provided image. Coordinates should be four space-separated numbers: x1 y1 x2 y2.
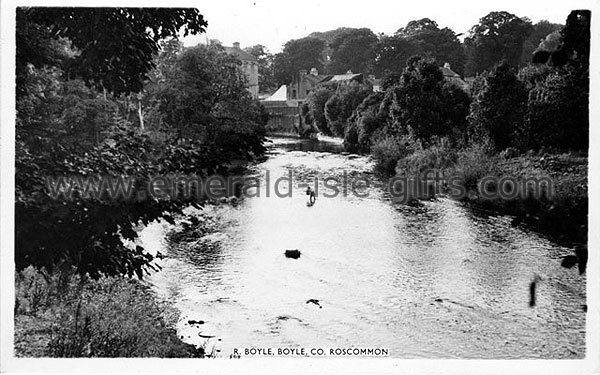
324 84 372 137
524 66 588 151
395 137 458 176
371 135 419 176
343 92 385 153
305 86 335 135
14 267 203 358
449 140 498 192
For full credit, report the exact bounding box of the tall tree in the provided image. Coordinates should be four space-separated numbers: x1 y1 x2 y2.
520 20 563 65
372 34 418 78
244 44 277 94
328 28 378 74
468 62 528 151
273 37 326 86
384 56 471 142
396 18 466 76
17 7 207 97
464 11 533 76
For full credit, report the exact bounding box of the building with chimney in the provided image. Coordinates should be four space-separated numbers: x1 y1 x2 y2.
287 68 329 101
223 42 259 99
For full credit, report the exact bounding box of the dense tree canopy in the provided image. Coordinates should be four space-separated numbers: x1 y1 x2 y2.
520 20 563 65
385 56 471 142
464 11 533 76
372 35 417 78
17 7 207 97
396 18 465 76
468 62 529 151
15 8 268 279
157 44 267 158
273 37 326 85
328 28 378 74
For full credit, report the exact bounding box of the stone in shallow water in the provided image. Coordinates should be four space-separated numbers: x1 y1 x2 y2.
285 249 301 259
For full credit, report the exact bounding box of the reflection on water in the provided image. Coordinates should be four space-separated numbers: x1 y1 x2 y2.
146 136 586 359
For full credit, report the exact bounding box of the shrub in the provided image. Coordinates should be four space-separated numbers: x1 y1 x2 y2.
324 84 372 137
396 137 458 176
371 135 419 176
449 139 498 192
524 66 588 151
304 86 335 135
343 92 385 153
14 267 203 358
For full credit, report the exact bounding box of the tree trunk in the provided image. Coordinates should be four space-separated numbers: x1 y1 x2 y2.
137 93 144 130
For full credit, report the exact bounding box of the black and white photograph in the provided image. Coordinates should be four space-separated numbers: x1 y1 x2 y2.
0 1 598 373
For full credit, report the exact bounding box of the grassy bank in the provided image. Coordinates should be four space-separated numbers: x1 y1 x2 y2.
14 266 203 358
376 138 587 246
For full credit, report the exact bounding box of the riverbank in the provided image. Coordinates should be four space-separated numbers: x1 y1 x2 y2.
463 152 587 246
14 266 204 357
386 140 588 246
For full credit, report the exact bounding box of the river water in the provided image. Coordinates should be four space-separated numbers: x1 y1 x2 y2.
144 135 586 359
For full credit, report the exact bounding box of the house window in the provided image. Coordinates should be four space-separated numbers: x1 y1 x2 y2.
306 89 310 96
292 89 297 99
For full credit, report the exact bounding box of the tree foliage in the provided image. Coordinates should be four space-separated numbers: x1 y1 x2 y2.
273 37 326 86
384 56 471 142
324 85 372 137
520 20 563 65
156 44 267 160
464 11 533 76
244 44 277 94
304 86 336 135
373 35 417 78
524 66 588 150
329 28 378 74
17 7 207 97
15 8 268 280
468 62 528 151
396 18 465 76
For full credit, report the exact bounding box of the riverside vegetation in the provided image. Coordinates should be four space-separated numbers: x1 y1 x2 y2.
14 8 589 357
301 10 588 247
15 8 267 357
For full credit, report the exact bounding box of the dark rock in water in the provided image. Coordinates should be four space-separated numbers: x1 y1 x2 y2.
560 245 588 274
561 255 578 269
434 298 443 303
188 319 205 325
511 216 523 227
285 249 301 259
198 333 216 338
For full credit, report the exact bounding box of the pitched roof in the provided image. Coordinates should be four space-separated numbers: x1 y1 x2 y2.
321 73 363 83
223 46 257 62
263 85 288 101
441 63 460 78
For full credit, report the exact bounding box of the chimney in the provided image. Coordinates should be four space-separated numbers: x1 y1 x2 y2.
444 62 451 69
310 67 318 76
233 42 240 49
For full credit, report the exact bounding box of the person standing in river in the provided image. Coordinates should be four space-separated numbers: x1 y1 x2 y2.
306 186 316 206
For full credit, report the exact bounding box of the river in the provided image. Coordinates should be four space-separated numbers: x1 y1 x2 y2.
143 135 586 359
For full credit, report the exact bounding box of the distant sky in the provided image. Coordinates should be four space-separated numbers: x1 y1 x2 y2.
182 0 592 53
